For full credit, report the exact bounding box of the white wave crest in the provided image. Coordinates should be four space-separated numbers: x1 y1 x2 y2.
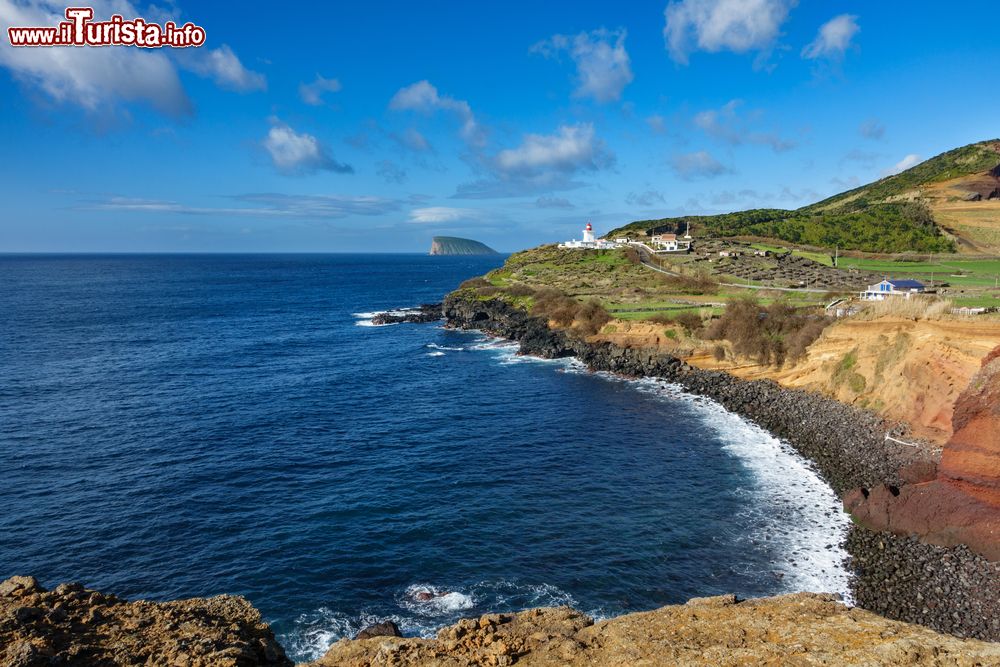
281 579 578 662
630 378 852 599
461 335 852 600
398 584 475 616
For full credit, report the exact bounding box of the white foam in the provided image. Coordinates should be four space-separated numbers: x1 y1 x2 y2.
352 307 423 327
426 343 464 351
460 332 852 600
630 378 852 599
426 351 446 357
282 580 578 662
398 584 475 615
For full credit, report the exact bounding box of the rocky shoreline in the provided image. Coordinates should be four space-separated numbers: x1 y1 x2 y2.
442 292 1000 642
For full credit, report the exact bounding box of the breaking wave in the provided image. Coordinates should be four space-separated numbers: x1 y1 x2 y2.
280 580 578 662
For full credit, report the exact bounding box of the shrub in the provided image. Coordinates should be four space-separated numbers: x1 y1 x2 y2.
705 296 832 366
574 298 611 337
504 283 535 297
460 277 493 290
658 272 718 295
530 288 610 337
674 311 703 335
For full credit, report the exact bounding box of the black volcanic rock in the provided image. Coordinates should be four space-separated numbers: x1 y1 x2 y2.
355 620 402 640
371 303 443 325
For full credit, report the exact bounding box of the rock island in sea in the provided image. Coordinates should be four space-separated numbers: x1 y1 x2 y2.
429 236 499 256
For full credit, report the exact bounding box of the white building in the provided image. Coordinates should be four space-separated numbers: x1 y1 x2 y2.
651 233 678 251
860 278 926 301
559 221 622 250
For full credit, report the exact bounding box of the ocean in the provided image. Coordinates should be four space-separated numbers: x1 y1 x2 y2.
0 254 850 661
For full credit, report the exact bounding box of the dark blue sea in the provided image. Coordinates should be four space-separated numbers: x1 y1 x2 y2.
0 254 850 661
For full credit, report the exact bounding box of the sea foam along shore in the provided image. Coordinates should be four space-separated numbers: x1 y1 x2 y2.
464 331 852 600
442 292 1000 641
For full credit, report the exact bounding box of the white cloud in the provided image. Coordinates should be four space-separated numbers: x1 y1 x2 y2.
646 114 667 134
664 0 796 64
626 190 667 207
802 14 859 60
183 44 266 92
262 119 353 175
883 154 921 177
859 118 885 140
391 127 432 152
299 74 341 105
454 123 614 198
536 196 575 209
409 206 481 223
92 193 400 219
0 1 265 117
0 0 190 116
531 28 634 103
376 160 406 184
389 80 485 147
671 150 734 179
693 99 795 152
494 123 613 177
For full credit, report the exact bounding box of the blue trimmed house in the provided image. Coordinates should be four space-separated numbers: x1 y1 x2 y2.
860 278 926 301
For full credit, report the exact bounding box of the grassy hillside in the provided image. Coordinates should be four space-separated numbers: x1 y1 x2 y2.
609 140 1000 254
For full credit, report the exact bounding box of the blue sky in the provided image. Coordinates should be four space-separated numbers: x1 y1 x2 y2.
1 0 998 252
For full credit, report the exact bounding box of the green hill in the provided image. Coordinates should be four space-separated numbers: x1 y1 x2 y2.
609 140 1000 254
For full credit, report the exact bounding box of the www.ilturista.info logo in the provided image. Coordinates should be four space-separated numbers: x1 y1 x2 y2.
7 7 206 48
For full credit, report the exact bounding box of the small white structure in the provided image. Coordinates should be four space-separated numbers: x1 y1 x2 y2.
559 221 622 250
860 278 926 301
651 233 678 251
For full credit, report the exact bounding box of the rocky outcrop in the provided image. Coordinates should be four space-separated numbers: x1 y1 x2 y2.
312 593 1000 666
0 576 290 667
370 304 443 326
845 346 1000 560
8 578 1000 666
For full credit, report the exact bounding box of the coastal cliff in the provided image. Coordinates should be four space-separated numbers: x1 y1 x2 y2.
6 577 1000 666
845 345 1000 559
441 291 1000 641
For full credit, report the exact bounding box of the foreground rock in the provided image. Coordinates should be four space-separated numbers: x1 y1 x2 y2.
370 303 443 326
312 593 1000 666
0 576 290 666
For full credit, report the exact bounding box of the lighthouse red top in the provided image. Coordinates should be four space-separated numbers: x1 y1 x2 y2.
585 222 593 231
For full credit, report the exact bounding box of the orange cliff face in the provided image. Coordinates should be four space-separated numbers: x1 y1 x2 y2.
938 346 1000 507
845 346 1000 561
649 316 1000 444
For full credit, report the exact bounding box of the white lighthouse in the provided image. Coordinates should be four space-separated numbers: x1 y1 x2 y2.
558 220 622 249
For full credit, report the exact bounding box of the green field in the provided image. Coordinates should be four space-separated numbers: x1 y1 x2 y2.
834 256 1000 288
